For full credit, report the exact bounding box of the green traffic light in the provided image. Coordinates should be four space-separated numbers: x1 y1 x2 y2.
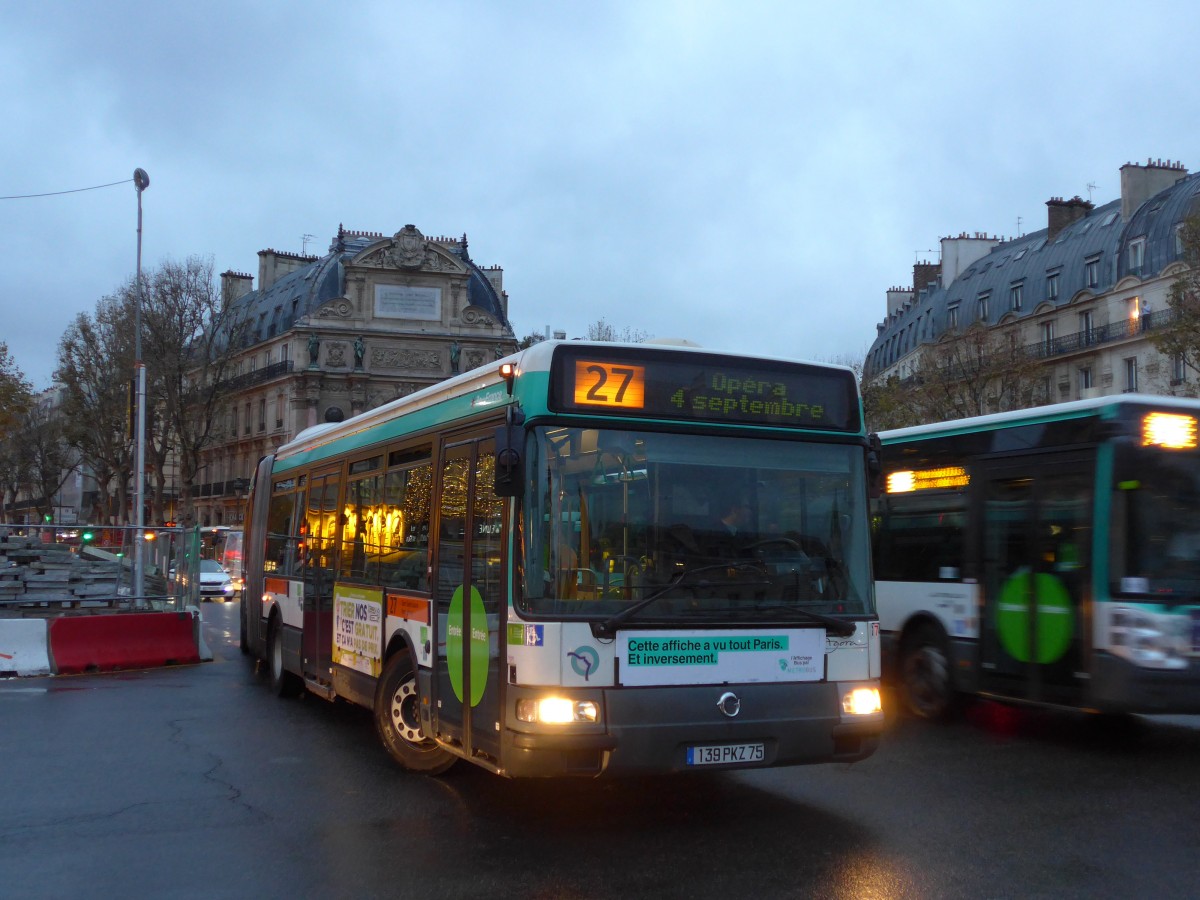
81 531 95 543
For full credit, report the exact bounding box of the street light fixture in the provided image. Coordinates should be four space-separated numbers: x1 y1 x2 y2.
133 167 149 603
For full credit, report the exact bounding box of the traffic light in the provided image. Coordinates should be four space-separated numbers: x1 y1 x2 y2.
81 529 95 544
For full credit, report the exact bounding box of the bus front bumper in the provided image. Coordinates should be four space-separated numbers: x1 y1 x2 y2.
500 680 883 778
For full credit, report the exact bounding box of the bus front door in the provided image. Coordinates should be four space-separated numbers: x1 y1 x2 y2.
978 455 1092 706
302 470 340 686
433 436 504 766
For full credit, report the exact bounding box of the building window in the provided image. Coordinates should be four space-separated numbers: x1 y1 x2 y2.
1084 255 1100 288
280 343 290 363
1079 309 1094 344
244 403 252 435
1046 272 1060 301
977 292 990 322
1040 321 1055 353
947 303 960 330
1176 224 1187 257
231 407 238 436
275 393 285 429
1124 357 1138 392
1128 239 1145 273
1010 282 1023 311
1173 353 1187 384
258 399 266 432
1079 366 1093 393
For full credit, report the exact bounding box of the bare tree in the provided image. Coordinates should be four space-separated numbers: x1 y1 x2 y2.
13 401 77 524
141 256 250 525
0 342 33 522
585 318 647 343
908 324 1047 423
1152 214 1200 389
55 294 136 524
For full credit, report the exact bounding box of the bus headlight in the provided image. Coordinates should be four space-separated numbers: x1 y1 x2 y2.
516 697 600 724
842 686 882 716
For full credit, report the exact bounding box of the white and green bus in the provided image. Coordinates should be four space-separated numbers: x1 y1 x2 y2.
874 395 1200 719
242 340 882 777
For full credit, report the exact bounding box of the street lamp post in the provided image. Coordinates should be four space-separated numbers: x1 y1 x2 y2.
133 168 150 603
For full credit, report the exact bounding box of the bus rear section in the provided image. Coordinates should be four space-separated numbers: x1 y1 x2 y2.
874 396 1200 719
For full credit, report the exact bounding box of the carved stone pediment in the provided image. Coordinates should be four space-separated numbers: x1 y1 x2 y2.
354 225 469 275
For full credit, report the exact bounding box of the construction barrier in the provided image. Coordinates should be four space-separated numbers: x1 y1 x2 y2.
0 619 52 677
47 611 202 674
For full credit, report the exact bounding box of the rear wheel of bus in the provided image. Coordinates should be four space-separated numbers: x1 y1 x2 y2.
900 622 957 720
268 617 301 698
374 650 457 775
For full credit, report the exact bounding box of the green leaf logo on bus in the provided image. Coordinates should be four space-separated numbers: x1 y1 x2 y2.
447 584 489 706
996 571 1074 664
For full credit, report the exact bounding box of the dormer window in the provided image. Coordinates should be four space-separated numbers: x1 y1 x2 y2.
1128 238 1146 274
1046 272 1060 301
1010 281 1024 312
1084 255 1101 288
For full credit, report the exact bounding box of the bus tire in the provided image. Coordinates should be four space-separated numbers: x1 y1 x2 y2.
268 618 301 698
374 651 457 775
900 623 956 720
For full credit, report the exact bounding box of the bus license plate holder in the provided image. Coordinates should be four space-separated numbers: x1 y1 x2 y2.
686 742 765 767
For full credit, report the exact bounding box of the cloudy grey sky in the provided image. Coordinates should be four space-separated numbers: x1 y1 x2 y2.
2 0 1197 389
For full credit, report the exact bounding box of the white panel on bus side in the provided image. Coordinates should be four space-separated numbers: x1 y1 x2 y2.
263 577 304 630
876 581 980 640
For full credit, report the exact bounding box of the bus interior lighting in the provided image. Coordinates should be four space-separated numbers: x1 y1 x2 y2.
886 466 969 493
516 697 600 725
842 687 882 716
1141 412 1198 450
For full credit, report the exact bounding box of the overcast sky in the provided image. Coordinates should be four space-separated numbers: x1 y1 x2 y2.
3 0 1198 389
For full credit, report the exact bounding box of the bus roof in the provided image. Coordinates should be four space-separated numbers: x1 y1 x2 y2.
274 339 862 469
880 393 1200 444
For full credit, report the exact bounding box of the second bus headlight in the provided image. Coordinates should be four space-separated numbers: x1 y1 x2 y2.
516 697 600 724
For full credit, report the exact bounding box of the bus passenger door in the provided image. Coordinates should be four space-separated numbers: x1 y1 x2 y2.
978 455 1092 704
433 435 504 765
302 469 341 686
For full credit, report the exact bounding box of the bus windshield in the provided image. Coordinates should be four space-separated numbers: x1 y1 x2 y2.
1111 449 1200 601
520 426 872 623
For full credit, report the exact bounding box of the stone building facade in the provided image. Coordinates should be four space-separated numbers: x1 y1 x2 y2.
193 225 516 527
866 159 1200 406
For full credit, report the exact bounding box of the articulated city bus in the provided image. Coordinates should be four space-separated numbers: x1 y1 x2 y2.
874 395 1200 719
242 340 882 777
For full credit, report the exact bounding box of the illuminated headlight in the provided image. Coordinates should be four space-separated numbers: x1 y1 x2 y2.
1109 608 1189 670
222 583 235 595
516 697 600 724
842 686 882 716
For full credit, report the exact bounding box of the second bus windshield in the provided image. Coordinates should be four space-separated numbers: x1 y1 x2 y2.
521 426 871 621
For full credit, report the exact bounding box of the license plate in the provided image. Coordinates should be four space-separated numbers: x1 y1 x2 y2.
686 742 765 766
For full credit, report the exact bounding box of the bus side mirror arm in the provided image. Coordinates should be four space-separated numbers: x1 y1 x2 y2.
494 406 526 498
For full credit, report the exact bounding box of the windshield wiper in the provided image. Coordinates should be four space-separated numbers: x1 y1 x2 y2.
735 603 858 637
594 561 766 637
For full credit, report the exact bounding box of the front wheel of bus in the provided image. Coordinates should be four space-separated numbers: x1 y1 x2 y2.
374 651 457 775
901 624 956 720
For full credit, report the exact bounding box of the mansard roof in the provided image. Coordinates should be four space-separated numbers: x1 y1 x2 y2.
868 170 1200 375
226 228 511 349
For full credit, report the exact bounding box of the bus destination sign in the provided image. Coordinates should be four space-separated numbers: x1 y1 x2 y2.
552 346 859 432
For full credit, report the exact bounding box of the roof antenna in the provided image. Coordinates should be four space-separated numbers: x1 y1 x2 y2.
1086 182 1097 203
301 233 315 255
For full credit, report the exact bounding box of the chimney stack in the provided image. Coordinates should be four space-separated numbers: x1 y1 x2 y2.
1046 196 1094 242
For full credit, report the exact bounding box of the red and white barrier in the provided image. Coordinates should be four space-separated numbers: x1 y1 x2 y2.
0 619 52 676
48 612 202 674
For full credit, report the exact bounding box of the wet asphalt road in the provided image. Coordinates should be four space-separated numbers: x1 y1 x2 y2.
2 601 1199 899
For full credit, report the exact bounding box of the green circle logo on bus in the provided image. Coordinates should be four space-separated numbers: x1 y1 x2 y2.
446 584 490 706
995 571 1073 664
568 645 599 680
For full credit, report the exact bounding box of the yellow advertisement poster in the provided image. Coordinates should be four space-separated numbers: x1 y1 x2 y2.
332 584 383 677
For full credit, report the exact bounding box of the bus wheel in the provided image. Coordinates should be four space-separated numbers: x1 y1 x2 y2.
374 651 457 775
268 618 301 698
901 624 955 720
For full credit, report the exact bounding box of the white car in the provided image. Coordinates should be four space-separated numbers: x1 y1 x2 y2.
196 558 236 602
